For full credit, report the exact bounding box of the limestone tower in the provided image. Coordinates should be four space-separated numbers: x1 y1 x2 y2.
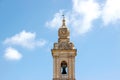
51 15 77 80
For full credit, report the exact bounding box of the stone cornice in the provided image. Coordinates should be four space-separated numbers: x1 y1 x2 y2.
51 49 77 57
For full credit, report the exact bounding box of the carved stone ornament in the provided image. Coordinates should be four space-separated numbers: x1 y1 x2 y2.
58 42 74 50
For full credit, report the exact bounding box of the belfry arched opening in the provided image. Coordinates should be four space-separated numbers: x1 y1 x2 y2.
61 61 67 74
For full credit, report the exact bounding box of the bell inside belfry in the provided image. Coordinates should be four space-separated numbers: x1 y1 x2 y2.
61 61 67 74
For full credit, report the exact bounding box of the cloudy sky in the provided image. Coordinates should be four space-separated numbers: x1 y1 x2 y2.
0 0 120 80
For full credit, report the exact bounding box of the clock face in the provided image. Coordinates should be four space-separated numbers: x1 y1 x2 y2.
58 28 69 38
60 29 66 35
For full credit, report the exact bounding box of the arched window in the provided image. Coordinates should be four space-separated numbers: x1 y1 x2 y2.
61 61 68 74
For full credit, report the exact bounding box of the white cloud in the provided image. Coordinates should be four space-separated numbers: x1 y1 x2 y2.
102 0 120 25
46 0 101 35
4 30 46 49
4 47 22 61
71 0 101 34
46 10 64 28
46 0 120 35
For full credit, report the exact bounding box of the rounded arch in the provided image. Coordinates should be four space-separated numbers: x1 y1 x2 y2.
61 61 68 74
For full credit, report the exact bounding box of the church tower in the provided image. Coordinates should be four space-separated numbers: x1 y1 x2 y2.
51 15 77 80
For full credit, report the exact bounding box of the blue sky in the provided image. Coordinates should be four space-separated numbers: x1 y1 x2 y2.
0 0 120 80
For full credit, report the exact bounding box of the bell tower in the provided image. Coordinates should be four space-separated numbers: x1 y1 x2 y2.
51 15 77 80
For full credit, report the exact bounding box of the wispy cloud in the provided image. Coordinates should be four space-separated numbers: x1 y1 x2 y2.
4 30 46 49
46 0 120 35
4 47 22 61
102 0 120 25
46 10 64 29
46 0 101 35
71 0 101 34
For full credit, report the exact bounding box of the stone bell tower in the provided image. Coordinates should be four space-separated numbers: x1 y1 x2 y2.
51 15 77 80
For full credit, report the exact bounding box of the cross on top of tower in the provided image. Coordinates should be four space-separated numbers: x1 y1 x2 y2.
62 14 66 28
62 14 65 19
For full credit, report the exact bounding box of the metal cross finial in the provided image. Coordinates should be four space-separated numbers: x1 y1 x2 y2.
62 14 65 20
62 14 66 27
